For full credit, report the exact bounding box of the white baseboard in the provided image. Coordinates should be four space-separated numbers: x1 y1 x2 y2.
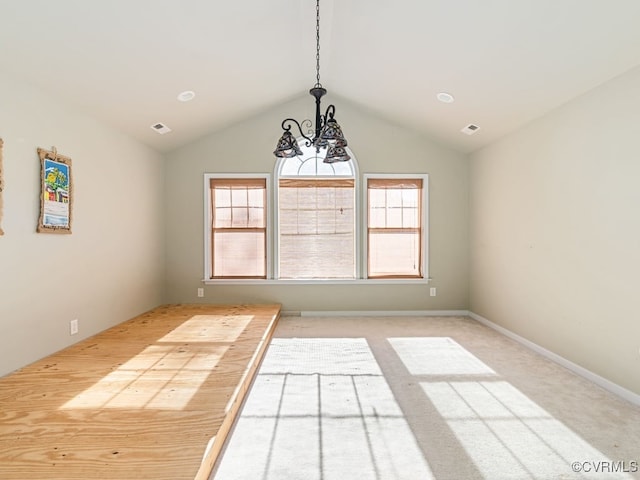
300 310 470 317
469 311 640 407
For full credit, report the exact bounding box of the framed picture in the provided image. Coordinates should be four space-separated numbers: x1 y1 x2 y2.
37 146 73 234
0 138 4 236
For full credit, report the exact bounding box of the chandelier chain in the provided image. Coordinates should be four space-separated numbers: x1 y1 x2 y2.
315 0 321 88
273 0 350 162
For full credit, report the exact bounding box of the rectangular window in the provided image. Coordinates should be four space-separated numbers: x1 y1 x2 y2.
209 177 267 279
278 178 355 279
366 177 425 278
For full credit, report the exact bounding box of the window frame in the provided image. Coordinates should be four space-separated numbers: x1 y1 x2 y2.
275 151 359 280
203 173 272 281
203 172 429 285
362 174 429 282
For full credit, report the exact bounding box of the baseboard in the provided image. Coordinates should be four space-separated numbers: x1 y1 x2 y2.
299 310 470 317
469 311 640 407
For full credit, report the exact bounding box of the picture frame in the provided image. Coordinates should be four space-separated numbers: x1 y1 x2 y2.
37 146 73 234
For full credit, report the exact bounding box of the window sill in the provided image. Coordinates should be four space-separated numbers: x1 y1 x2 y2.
202 278 432 285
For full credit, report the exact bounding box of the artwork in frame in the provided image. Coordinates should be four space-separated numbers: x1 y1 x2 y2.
37 146 73 234
0 138 4 236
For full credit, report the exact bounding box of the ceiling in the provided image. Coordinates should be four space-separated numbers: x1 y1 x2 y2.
2 0 640 154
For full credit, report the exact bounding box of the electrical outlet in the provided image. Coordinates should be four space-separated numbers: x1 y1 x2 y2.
197 288 204 298
430 287 437 297
70 319 79 335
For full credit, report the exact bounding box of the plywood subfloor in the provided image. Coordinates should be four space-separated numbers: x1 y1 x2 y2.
0 304 281 480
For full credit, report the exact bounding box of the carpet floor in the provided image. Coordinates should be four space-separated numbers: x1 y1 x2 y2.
211 315 640 480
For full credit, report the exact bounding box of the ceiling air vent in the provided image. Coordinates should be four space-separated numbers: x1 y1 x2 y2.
151 122 172 135
461 124 480 135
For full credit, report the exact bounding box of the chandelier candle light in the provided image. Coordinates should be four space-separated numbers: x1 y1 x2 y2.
273 0 350 163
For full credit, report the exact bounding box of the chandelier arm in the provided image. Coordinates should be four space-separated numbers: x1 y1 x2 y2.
281 118 313 145
300 119 314 145
315 105 336 142
323 104 336 121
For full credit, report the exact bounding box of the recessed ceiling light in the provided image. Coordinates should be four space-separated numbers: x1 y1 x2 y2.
177 90 195 102
436 92 455 103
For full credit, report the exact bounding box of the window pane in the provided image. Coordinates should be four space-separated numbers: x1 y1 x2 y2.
280 157 303 176
369 232 420 277
214 207 231 228
369 206 385 228
331 163 353 176
231 207 248 227
387 207 403 228
248 206 265 228
402 189 419 207
215 189 231 207
386 189 403 208
213 231 265 277
369 189 386 208
299 159 336 176
231 188 248 207
402 207 419 228
247 188 264 207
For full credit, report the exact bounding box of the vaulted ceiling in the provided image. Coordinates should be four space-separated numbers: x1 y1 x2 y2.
2 0 640 154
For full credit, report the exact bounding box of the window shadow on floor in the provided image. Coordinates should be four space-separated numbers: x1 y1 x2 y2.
212 316 640 480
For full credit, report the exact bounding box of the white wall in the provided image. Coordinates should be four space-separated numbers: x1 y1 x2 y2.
469 66 640 396
0 72 165 377
165 94 469 311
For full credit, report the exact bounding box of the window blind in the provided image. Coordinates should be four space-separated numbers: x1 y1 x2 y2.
279 178 355 279
367 178 423 278
210 178 266 278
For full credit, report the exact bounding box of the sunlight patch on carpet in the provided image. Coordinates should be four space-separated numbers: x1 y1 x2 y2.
214 338 434 480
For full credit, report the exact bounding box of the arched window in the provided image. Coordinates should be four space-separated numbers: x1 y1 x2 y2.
204 144 429 283
275 142 358 279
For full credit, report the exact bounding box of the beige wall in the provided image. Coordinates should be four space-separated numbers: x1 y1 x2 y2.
3 60 638 399
0 72 165 377
469 66 640 395
165 94 469 311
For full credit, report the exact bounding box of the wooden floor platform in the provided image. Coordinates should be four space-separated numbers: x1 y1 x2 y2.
0 304 281 480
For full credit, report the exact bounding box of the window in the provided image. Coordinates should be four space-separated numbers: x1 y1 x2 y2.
276 147 357 279
206 176 268 279
366 176 427 279
203 165 429 283
278 178 355 278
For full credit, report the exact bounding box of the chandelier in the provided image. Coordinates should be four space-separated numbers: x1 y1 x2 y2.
273 0 350 163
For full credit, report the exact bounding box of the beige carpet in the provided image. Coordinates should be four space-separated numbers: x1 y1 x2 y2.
211 315 640 480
